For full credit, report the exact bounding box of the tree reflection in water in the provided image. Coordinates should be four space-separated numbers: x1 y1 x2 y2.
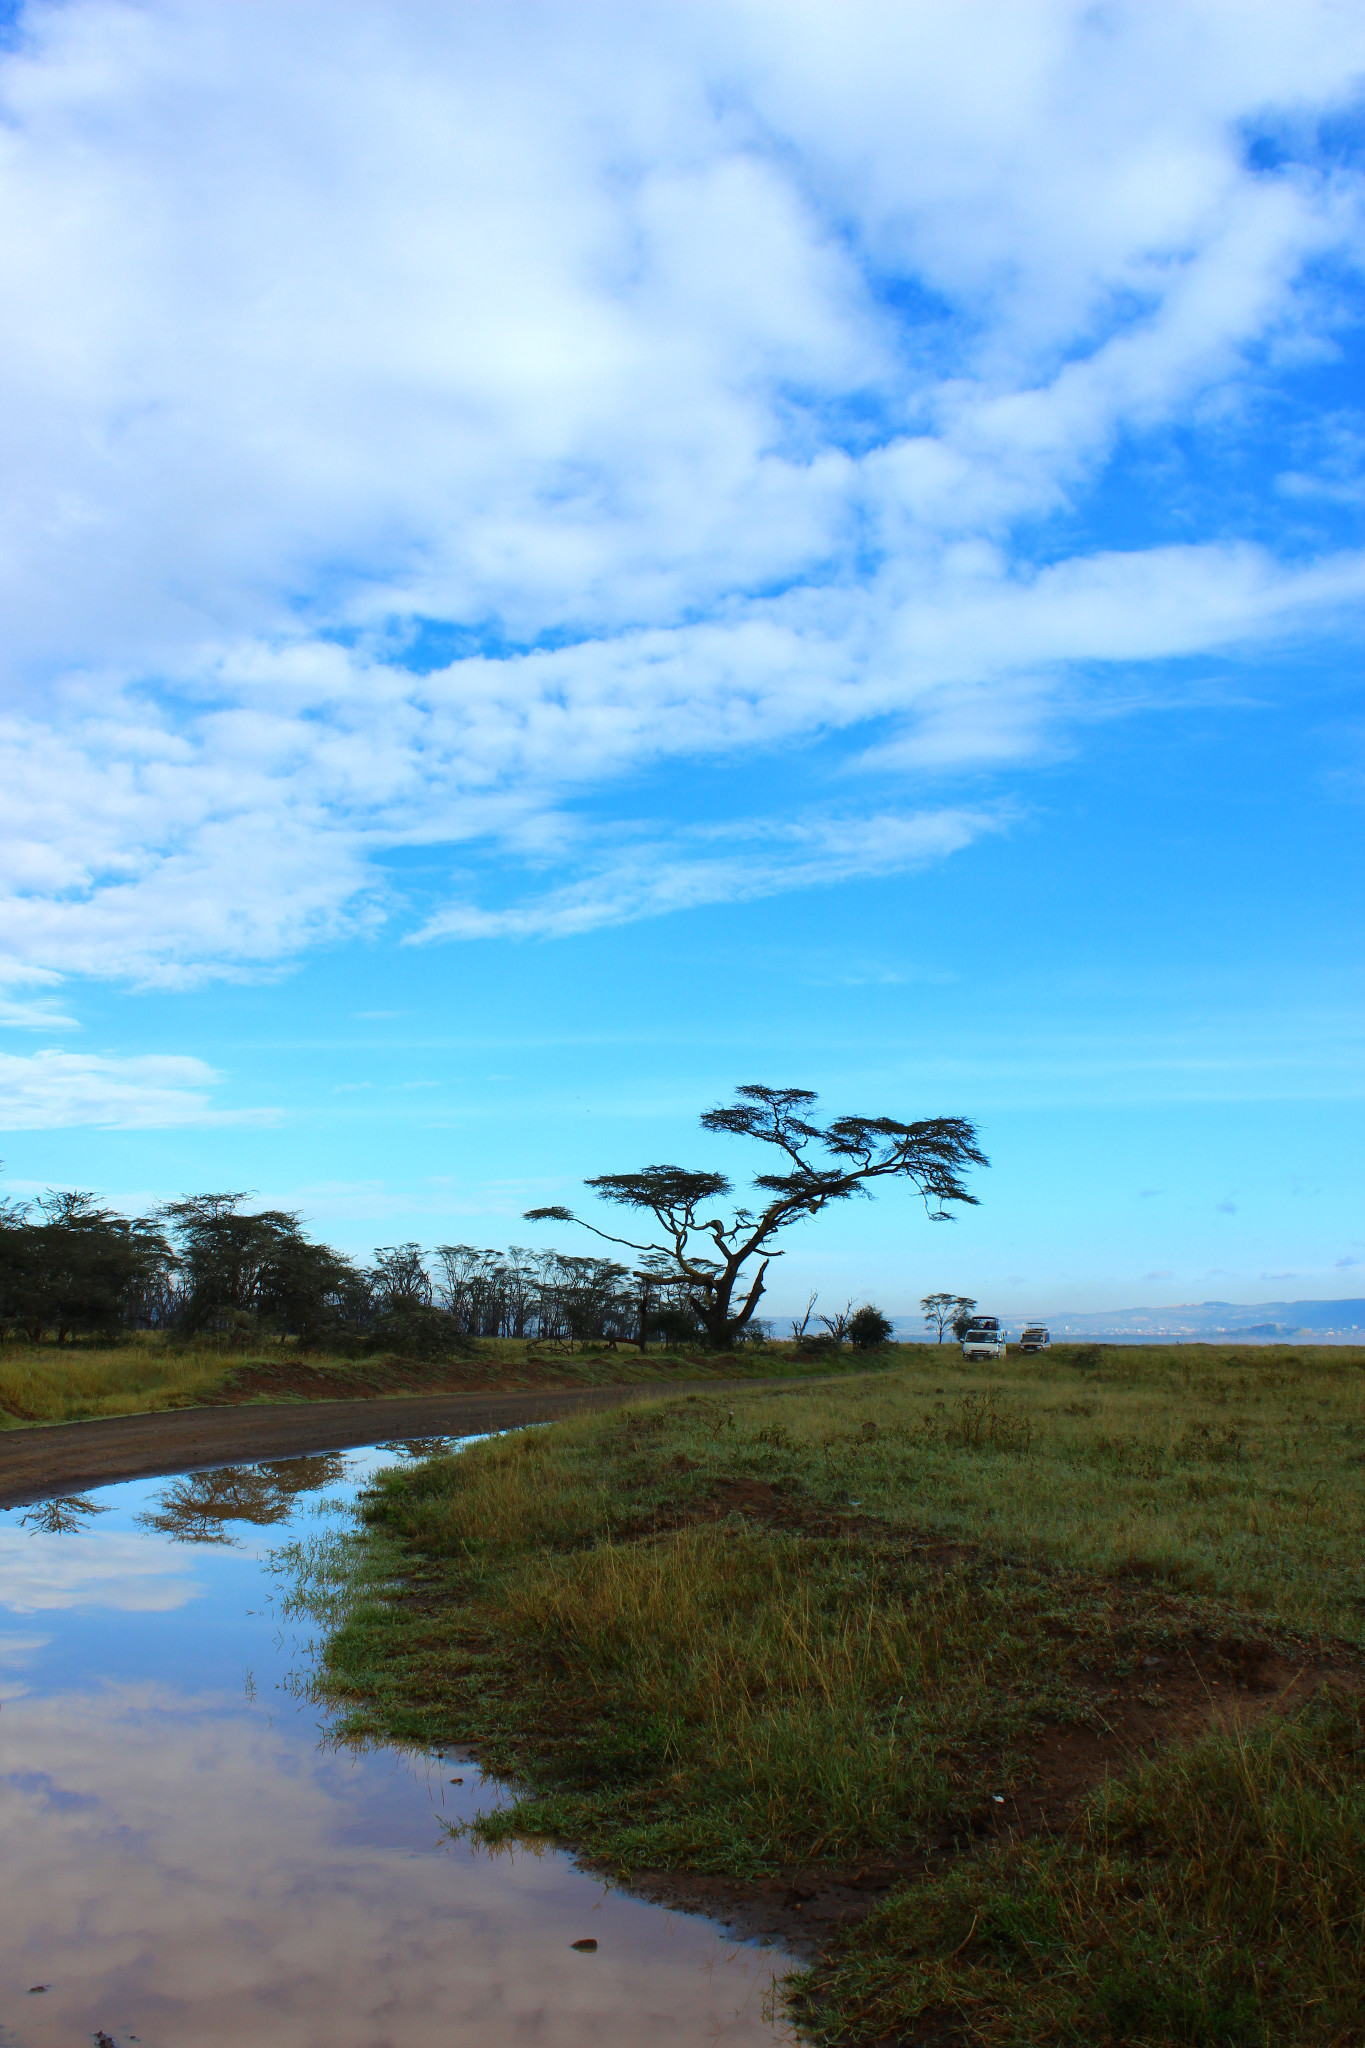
374 1436 461 1460
19 1494 111 1535
137 1456 349 1544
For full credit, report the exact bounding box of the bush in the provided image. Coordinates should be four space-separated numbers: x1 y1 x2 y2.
362 1305 472 1361
848 1304 894 1349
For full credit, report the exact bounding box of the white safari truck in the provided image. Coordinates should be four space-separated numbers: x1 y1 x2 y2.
961 1316 1006 1360
1018 1325 1051 1353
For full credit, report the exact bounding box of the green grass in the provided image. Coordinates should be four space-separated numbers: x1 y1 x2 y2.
313 1343 1365 2045
793 1687 1365 2046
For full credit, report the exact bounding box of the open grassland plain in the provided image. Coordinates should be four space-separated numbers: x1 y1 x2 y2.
314 1345 1365 2047
0 1332 863 1428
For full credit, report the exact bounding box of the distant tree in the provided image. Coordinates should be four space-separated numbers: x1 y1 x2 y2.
258 1236 368 1348
163 1194 290 1336
369 1243 432 1309
434 1243 545 1339
644 1277 706 1350
950 1296 979 1341
163 1194 366 1343
789 1290 818 1343
367 1243 484 1357
848 1304 894 1349
536 1252 635 1349
0 1191 173 1344
819 1300 854 1347
527 1085 987 1350
921 1291 966 1343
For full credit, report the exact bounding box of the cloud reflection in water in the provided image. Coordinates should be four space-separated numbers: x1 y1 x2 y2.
0 1456 793 2046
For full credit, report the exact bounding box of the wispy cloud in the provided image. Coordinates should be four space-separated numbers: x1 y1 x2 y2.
0 1051 275 1130
0 967 76 1030
415 806 1000 941
0 1531 200 1614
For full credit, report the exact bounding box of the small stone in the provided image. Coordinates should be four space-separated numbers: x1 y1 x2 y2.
571 1938 598 1952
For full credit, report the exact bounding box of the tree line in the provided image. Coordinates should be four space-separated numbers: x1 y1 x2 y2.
2 1081 988 1353
0 1190 682 1353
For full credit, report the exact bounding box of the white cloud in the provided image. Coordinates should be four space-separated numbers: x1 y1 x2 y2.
0 1630 51 1665
0 965 76 1029
0 1529 200 1611
0 1 1361 981
417 805 1000 941
0 1048 271 1128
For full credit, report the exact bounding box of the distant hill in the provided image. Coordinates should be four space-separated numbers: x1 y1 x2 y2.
892 1299 1365 1343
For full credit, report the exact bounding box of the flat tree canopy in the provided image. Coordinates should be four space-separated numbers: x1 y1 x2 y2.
526 1084 987 1348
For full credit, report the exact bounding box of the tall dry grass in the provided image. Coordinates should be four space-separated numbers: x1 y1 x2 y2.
0 1335 233 1424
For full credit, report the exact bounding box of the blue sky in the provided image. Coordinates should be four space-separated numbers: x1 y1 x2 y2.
0 0 1361 1315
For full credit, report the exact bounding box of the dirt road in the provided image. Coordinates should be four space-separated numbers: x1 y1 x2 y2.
0 1378 818 1509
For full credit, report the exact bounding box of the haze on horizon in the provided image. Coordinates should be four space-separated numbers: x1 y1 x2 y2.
0 0 1361 1318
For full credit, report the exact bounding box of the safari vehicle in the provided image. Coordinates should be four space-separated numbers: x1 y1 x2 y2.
961 1315 1006 1360
1018 1325 1051 1353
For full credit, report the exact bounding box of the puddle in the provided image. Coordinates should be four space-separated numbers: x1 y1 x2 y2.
0 1440 797 2046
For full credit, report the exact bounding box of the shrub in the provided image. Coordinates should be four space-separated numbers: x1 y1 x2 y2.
362 1305 472 1360
848 1304 894 1349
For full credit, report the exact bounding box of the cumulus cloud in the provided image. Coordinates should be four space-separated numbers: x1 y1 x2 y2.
0 0 1362 983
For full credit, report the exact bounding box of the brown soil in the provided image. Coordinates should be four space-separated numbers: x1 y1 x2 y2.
0 1378 810 1510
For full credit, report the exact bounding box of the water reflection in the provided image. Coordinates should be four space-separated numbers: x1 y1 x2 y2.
0 1451 795 2047
135 1455 349 1544
18 1494 110 1535
374 1434 467 1458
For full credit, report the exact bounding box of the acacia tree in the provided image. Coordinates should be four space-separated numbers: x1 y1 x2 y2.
163 1194 366 1344
921 1291 977 1343
526 1084 987 1350
0 1191 173 1344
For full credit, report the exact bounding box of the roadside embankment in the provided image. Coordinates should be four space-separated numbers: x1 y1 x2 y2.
0 1371 860 1509
0 1331 888 1432
318 1344 1365 2045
